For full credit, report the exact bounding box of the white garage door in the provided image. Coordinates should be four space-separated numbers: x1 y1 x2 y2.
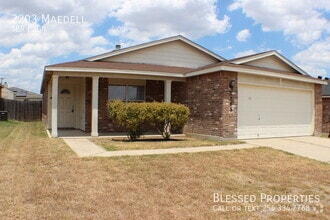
238 84 313 139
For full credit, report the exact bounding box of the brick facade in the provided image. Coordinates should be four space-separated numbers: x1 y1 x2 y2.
83 74 321 139
86 79 170 132
183 71 238 138
322 97 330 134
314 84 323 135
146 80 164 102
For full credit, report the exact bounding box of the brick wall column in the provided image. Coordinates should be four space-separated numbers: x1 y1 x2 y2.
322 97 330 134
314 84 323 135
184 71 238 138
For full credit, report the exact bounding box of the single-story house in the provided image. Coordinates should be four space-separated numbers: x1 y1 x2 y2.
40 35 327 139
322 79 330 134
1 85 14 100
9 87 43 101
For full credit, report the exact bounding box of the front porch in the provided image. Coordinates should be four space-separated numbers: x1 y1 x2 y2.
46 74 186 138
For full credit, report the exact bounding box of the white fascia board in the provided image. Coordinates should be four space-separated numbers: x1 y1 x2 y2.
178 36 225 61
231 51 275 64
86 35 224 62
185 66 223 77
45 66 185 78
186 65 327 85
232 51 309 76
274 53 309 76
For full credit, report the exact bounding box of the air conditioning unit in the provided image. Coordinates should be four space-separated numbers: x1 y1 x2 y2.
0 111 8 121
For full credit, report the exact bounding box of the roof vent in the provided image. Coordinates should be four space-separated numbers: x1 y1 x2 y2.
325 77 329 80
115 45 121 50
318 76 322 79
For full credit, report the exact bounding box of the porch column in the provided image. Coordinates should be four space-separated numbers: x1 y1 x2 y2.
164 80 172 102
91 76 99 137
51 75 59 137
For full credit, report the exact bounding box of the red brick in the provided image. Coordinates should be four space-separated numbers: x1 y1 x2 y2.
183 71 237 138
322 97 330 134
314 84 323 135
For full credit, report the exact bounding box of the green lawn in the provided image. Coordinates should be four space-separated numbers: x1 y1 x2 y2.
0 122 329 219
0 120 20 138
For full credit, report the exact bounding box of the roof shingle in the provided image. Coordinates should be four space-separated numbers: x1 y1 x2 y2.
46 60 193 74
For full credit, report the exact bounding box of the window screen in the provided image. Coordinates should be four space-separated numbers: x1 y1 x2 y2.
109 85 145 101
109 85 126 100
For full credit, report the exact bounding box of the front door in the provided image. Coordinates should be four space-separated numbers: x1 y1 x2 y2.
58 88 74 128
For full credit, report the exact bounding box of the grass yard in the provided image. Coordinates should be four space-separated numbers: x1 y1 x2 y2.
91 136 244 151
0 120 20 138
0 121 329 219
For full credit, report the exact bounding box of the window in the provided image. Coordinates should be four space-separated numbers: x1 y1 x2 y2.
109 85 125 100
109 85 145 101
60 89 71 94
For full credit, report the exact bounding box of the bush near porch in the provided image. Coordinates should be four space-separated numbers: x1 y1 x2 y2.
107 101 190 140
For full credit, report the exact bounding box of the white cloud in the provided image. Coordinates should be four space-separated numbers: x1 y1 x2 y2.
236 29 251 42
0 48 47 92
0 0 117 92
228 1 242 11
108 0 231 42
234 49 256 58
293 37 330 77
0 0 121 23
0 0 231 92
229 0 330 45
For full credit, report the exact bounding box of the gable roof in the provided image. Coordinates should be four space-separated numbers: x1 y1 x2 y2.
86 35 225 62
186 61 325 85
226 50 309 76
41 35 327 93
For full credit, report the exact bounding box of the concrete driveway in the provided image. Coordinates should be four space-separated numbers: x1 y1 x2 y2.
245 136 330 163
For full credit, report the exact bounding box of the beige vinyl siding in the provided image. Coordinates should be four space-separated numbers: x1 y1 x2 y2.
244 56 297 72
102 41 219 68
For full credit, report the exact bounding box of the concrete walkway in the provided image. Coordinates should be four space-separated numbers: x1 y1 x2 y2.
62 138 256 157
245 136 330 163
62 136 330 162
63 139 107 157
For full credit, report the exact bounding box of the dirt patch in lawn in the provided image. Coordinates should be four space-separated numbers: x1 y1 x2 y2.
0 122 329 219
91 136 244 151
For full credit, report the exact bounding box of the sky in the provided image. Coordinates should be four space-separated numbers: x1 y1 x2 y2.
0 0 329 93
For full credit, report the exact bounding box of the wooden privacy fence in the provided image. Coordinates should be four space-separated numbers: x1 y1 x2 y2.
0 98 42 121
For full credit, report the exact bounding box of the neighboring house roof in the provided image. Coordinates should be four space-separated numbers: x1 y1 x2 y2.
86 35 225 62
226 50 309 76
9 87 42 99
323 81 330 97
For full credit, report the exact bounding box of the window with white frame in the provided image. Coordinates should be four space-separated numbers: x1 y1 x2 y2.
109 85 145 101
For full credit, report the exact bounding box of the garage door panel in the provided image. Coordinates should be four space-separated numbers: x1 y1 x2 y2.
238 84 313 139
238 125 312 139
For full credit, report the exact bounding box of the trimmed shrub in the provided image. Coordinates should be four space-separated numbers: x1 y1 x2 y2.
107 101 190 140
